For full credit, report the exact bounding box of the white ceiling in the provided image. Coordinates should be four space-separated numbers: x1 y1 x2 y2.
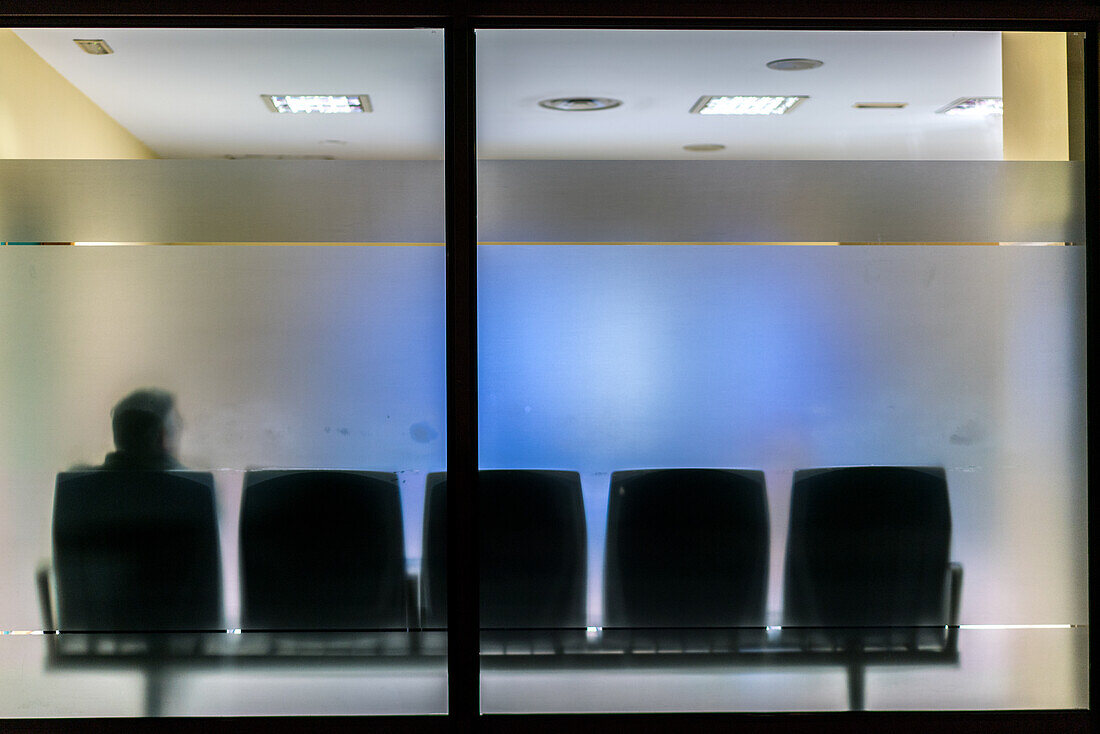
14 28 446 160
478 30 1003 160
14 28 1004 160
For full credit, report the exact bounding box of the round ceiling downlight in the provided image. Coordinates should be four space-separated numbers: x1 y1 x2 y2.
538 97 623 111
766 58 824 71
683 144 726 152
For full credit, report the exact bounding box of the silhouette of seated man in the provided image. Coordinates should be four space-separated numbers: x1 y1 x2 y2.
99 388 185 470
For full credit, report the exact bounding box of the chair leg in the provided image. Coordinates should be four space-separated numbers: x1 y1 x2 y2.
35 564 55 632
144 663 168 717
846 657 865 711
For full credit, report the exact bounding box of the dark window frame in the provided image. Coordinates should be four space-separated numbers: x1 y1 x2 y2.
1 2 1094 733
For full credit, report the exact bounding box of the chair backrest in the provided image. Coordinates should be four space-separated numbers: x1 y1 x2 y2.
239 470 406 630
420 471 448 629
783 466 952 636
421 470 587 630
52 470 223 632
604 469 769 629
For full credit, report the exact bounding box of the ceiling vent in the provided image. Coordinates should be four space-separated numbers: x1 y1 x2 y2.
73 39 113 55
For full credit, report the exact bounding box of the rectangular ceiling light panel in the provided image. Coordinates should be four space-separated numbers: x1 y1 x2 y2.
936 97 1003 116
691 95 808 115
262 94 373 114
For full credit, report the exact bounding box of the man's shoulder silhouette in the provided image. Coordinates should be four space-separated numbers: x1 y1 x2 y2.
99 450 186 471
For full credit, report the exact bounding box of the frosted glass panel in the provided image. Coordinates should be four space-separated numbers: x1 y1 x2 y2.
481 627 1088 711
477 243 1086 710
0 160 444 243
0 245 447 715
477 161 1083 243
2 23 453 719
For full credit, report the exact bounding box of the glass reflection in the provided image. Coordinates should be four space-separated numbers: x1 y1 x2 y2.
474 26 1085 712
3 245 448 715
475 244 1085 711
2 24 446 717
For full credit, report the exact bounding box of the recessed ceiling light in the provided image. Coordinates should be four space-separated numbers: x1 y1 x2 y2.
262 95 372 114
73 39 113 55
766 58 823 71
853 102 908 109
936 97 1003 116
683 143 726 152
690 95 807 115
538 97 622 111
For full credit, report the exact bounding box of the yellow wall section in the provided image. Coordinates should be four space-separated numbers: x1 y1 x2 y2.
0 29 155 159
1002 32 1069 162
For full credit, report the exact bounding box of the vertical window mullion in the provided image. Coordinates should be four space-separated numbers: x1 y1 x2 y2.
444 13 480 727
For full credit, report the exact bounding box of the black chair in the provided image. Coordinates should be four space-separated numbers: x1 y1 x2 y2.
52 470 223 632
783 466 960 651
239 470 407 631
421 470 587 632
604 469 768 649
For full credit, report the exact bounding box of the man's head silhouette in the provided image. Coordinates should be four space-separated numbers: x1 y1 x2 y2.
111 388 181 460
